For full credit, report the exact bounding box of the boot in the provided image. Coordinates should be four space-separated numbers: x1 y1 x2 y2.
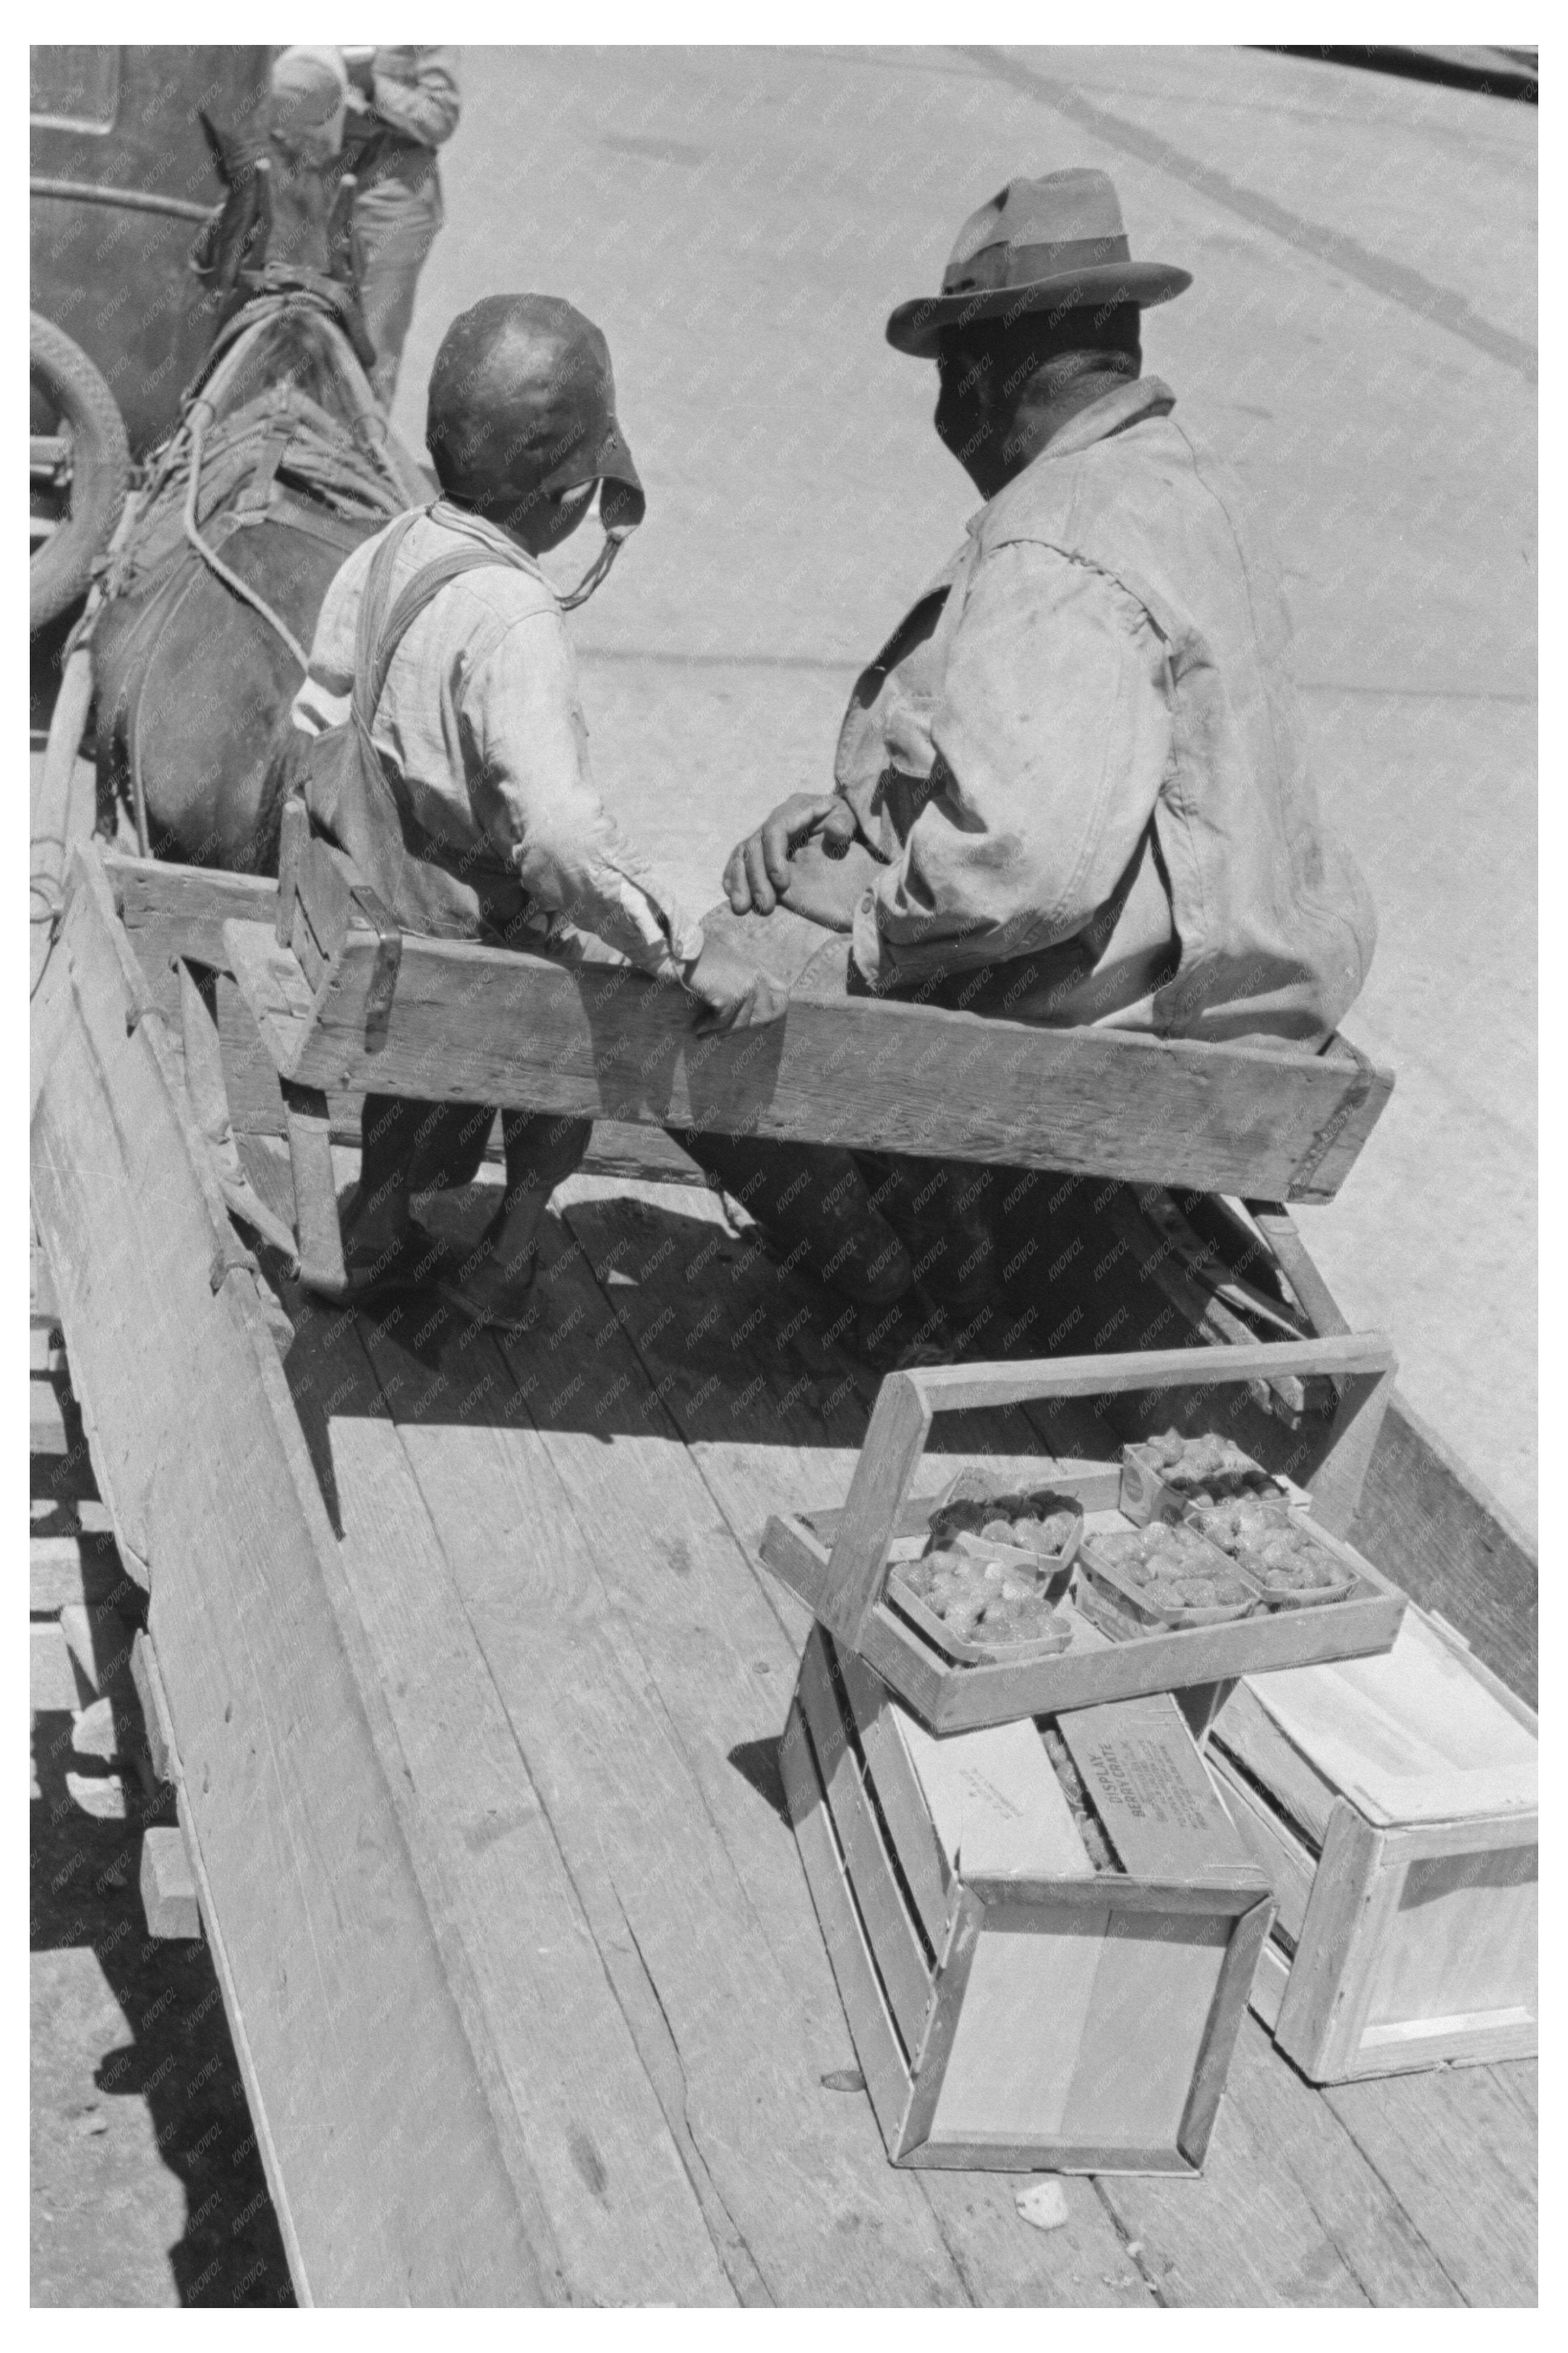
434 1110 592 1334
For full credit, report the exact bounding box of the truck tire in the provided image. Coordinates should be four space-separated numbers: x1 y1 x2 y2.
30 312 130 632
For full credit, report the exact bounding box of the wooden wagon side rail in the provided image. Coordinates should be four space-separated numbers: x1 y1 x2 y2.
220 897 1391 1205
29 848 743 2306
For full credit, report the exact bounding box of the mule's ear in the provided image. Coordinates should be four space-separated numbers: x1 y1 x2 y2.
198 109 234 184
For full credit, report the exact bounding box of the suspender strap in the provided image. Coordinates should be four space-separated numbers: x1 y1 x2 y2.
351 507 539 730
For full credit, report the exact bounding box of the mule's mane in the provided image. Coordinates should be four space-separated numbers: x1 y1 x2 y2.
106 288 416 614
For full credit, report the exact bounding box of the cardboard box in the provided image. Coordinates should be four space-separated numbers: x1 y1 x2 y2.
1208 1606 1537 2080
781 1626 1274 2172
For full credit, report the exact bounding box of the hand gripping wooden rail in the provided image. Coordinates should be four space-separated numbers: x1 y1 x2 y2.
222 826 1394 1291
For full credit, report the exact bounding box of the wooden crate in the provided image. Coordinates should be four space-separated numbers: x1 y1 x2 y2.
780 1626 1274 2173
761 1340 1405 1732
1208 1606 1537 2081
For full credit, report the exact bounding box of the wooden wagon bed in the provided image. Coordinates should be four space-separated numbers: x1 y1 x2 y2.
30 850 1537 2307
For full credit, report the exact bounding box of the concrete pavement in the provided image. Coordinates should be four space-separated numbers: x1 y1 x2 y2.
389 45 1536 1533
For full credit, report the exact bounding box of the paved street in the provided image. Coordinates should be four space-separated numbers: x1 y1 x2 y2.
389 44 1537 1531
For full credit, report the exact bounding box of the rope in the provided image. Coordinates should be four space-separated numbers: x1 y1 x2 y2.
558 525 632 611
181 400 312 673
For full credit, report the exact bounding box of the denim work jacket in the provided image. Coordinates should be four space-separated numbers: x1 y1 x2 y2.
836 377 1377 1044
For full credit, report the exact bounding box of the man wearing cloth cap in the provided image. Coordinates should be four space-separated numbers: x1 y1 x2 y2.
714 168 1377 1357
290 293 782 1329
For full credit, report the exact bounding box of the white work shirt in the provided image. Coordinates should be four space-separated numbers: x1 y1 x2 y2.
291 501 704 979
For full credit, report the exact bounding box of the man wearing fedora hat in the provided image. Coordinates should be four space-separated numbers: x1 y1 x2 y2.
703 167 1377 1357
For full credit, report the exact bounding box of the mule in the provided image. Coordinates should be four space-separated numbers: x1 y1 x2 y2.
90 106 428 873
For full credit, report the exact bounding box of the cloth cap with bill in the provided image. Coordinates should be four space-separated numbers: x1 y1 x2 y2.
426 293 645 543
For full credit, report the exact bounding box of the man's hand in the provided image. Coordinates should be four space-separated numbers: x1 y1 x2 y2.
723 793 860 916
680 936 789 1036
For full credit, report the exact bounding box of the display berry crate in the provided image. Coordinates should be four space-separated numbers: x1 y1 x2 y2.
780 1626 1274 2172
760 1338 1405 1732
1208 1603 1537 2081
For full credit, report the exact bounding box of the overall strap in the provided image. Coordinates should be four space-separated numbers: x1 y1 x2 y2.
369 543 525 712
350 509 424 727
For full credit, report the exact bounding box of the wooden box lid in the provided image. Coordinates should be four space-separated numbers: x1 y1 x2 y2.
1227 1610 1537 1827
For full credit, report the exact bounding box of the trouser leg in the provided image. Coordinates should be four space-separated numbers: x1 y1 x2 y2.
487 1109 595 1275
352 180 441 406
437 1109 593 1329
336 1092 483 1293
673 1129 913 1307
857 1153 1002 1314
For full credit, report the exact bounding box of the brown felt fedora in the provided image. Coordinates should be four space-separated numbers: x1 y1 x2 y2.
886 168 1191 358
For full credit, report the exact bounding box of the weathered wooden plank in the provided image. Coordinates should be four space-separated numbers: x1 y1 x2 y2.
1218 2018 1464 2305
29 1533 132 1612
278 1289 739 2307
354 1244 975 2307
1323 2067 1538 2306
140 1825 202 1939
224 912 1391 1200
1094 2062 1374 2307
107 862 705 1188
1351 1390 1537 1705
795 1632 935 2051
31 1619 81 1713
779 1701 916 2151
553 1176 1159 2298
30 845 558 2305
30 1371 71 1456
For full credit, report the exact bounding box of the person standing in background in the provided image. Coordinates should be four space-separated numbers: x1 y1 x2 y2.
340 46 461 406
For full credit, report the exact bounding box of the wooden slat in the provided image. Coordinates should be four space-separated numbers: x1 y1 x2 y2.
354 1262 972 2306
32 843 559 2305
553 1175 1150 2296
29 1533 131 1612
1208 1754 1318 1947
1272 1805 1385 2073
819 1372 930 1646
842 1582 1409 1738
140 1825 202 1939
58 1602 136 1700
280 1292 740 2306
107 860 707 1188
222 911 1391 1201
903 1333 1396 1414
1210 1677 1341 1846
1324 2067 1538 2306
779 1702 915 2151
1222 1610 1536 1829
794 1633 935 2052
279 1082 344 1290
31 1619 81 1713
1351 1391 1537 1705
828 1641 952 1953
1095 2061 1376 2306
30 1372 70 1456
1217 2018 1465 2304
470 1188 1026 2300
